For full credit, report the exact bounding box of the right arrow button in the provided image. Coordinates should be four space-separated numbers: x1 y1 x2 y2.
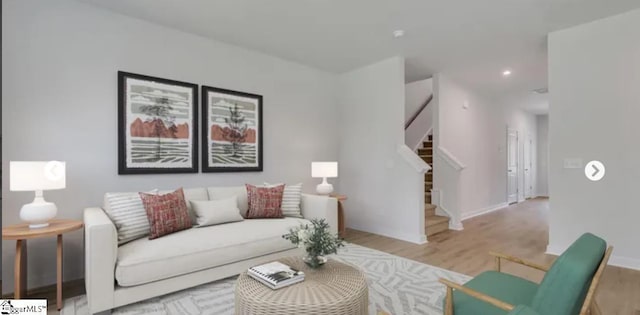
585 160 605 181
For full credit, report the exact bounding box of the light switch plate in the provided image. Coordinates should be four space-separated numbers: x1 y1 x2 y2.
563 158 583 169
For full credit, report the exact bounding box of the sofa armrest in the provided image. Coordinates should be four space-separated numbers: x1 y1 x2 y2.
300 194 338 235
84 207 117 313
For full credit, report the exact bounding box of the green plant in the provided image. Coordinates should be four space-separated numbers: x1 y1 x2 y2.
282 218 344 268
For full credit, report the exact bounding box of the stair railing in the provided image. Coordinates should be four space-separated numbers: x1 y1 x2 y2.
405 94 434 130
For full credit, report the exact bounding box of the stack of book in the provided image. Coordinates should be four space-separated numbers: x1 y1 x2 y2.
248 261 305 289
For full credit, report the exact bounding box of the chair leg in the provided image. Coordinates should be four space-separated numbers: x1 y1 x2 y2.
494 256 501 272
590 300 602 315
445 286 454 315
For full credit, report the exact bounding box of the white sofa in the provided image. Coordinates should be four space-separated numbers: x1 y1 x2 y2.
83 186 338 314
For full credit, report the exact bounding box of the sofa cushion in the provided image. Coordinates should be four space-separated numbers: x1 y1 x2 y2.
190 197 244 227
447 271 539 315
246 184 285 218
103 189 158 245
161 187 209 224
207 186 249 217
115 217 308 286
139 188 193 240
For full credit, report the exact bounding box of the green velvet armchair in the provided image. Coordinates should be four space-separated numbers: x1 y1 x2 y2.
440 233 612 315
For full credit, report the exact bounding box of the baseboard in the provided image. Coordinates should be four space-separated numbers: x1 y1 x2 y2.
461 202 509 221
448 221 464 231
348 223 427 245
547 244 640 271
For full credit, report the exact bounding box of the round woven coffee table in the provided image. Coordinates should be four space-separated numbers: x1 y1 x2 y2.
235 257 368 315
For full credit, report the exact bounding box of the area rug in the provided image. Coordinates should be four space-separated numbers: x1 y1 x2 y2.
61 243 471 315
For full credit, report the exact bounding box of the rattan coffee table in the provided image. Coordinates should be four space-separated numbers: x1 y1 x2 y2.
235 257 368 315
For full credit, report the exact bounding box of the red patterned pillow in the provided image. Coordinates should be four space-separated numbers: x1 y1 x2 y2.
246 184 285 218
139 188 192 239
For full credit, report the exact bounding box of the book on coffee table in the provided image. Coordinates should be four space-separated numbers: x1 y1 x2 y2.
248 261 305 290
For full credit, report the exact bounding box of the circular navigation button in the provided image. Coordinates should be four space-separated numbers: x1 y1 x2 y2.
585 160 605 181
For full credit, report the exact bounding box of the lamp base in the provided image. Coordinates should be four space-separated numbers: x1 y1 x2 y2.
20 193 57 229
316 178 334 195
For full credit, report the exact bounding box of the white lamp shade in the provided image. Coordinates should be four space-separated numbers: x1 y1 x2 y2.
10 161 66 191
311 162 338 178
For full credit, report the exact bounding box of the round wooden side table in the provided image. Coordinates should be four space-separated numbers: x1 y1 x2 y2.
2 219 83 310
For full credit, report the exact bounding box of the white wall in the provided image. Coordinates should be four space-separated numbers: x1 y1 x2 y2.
338 57 426 244
536 115 549 197
404 78 434 150
434 74 537 223
2 0 339 292
405 78 433 122
548 8 640 269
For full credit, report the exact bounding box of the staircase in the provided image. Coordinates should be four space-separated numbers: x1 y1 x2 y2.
419 135 450 237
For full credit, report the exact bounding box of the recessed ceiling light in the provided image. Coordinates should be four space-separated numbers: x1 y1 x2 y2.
502 70 512 76
393 30 405 38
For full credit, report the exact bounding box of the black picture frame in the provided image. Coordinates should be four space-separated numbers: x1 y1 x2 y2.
118 71 199 174
201 86 263 172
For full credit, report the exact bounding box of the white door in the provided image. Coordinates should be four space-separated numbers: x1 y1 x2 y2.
507 128 518 204
524 135 533 199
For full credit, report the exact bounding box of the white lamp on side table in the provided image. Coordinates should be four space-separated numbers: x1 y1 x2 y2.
10 161 66 228
312 161 338 195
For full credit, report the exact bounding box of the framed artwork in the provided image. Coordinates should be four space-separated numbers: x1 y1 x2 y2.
118 71 198 174
201 86 263 172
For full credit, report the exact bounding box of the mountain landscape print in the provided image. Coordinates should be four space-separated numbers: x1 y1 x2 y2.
118 72 198 174
202 86 262 172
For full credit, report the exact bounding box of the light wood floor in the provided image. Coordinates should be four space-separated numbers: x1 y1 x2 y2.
345 197 640 315
5 198 638 314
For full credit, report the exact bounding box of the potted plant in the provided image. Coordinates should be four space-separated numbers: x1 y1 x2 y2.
282 219 344 268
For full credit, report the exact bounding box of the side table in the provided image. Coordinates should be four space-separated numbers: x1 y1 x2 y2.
2 219 84 310
330 194 348 237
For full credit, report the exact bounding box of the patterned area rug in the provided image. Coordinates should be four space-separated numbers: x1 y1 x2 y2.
62 243 470 315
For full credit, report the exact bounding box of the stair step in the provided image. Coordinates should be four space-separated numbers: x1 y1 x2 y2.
425 204 436 216
425 173 432 180
424 182 433 191
426 220 450 237
418 148 433 155
423 140 433 148
425 215 450 237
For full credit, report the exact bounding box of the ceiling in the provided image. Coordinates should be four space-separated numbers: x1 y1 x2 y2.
80 0 640 114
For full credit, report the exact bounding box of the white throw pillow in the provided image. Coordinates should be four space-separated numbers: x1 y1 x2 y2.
104 189 157 244
264 182 303 218
190 197 244 227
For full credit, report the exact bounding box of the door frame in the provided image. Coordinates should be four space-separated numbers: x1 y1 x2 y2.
524 134 534 199
506 127 519 204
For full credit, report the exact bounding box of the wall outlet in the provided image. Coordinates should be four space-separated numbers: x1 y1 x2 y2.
563 158 583 169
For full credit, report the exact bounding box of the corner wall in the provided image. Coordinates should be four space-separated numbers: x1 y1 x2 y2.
2 0 338 292
434 74 537 222
548 8 640 269
338 57 425 244
536 115 549 197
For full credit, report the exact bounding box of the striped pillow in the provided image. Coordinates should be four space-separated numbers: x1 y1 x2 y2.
264 182 303 218
104 190 157 244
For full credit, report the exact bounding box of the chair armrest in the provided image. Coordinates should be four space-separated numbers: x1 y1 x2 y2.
300 194 338 235
84 207 117 313
439 278 515 312
489 251 550 272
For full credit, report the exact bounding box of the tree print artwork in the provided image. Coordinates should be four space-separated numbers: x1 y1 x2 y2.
202 86 262 172
118 72 198 174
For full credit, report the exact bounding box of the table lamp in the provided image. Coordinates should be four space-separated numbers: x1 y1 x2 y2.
10 161 66 228
312 162 338 195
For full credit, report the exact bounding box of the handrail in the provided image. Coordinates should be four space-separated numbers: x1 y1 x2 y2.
437 146 466 171
405 94 433 130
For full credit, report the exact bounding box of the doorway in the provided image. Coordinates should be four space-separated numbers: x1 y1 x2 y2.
507 128 518 204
